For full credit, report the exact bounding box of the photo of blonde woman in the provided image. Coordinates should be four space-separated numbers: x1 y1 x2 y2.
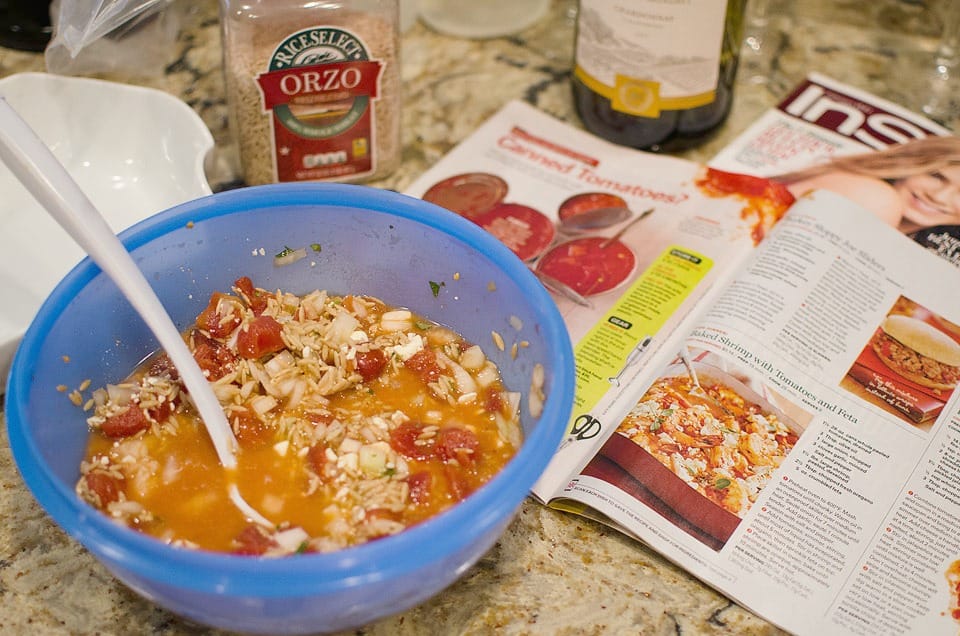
776 136 960 236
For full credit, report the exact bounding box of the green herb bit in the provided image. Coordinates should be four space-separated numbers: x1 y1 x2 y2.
310 243 322 253
429 281 445 297
414 320 432 330
275 245 296 258
295 541 310 554
715 478 732 490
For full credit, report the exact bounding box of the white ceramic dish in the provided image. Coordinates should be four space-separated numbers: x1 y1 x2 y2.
0 72 213 387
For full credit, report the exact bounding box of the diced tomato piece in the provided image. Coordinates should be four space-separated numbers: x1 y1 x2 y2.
196 292 242 338
405 471 432 504
147 397 175 424
443 464 473 502
355 349 388 381
389 422 435 460
231 524 277 556
306 444 328 477
190 330 237 380
101 405 151 438
232 411 274 448
483 387 504 415
437 427 479 464
234 276 269 315
84 471 124 507
236 315 285 360
147 353 178 380
404 349 442 384
306 411 334 426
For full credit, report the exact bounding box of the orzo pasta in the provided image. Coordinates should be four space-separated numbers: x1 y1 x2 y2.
76 277 522 555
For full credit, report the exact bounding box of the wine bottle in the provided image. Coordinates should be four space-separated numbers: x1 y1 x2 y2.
572 0 746 152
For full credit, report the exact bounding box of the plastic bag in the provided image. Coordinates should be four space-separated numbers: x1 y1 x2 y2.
44 0 181 77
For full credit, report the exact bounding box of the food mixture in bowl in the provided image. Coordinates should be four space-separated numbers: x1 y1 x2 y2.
75 277 523 555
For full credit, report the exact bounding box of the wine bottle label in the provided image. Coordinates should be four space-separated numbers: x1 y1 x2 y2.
574 0 728 118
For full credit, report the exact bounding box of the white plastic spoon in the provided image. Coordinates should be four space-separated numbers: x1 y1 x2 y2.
0 98 271 527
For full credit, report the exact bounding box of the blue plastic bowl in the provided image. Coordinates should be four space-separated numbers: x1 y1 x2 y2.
5 184 574 634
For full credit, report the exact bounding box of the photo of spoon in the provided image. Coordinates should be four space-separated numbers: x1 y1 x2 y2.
679 346 733 416
558 205 632 233
533 267 594 308
600 207 654 248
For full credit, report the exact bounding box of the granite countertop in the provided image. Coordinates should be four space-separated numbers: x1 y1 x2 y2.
0 1 955 634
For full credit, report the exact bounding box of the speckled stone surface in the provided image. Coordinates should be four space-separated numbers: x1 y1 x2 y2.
0 1 956 634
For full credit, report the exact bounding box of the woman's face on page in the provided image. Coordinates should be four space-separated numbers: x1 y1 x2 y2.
896 164 960 228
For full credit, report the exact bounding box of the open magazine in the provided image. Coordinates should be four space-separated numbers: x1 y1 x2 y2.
404 98 960 635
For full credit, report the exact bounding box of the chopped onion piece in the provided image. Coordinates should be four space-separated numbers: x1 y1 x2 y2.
264 350 295 377
438 352 477 395
274 247 307 267
91 387 108 408
339 437 362 454
248 362 281 397
358 441 391 477
328 311 360 346
426 326 457 346
106 383 134 406
287 379 306 409
505 391 521 416
475 361 500 388
528 363 546 418
273 526 310 554
460 344 486 370
381 309 414 332
528 389 544 419
276 377 300 397
250 394 278 416
495 412 521 448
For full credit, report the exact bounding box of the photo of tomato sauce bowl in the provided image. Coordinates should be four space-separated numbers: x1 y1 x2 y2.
422 176 651 304
5 184 576 635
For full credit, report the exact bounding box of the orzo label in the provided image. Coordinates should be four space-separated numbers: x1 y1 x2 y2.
256 27 384 182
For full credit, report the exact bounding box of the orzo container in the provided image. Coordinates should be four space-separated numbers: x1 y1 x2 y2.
220 0 401 185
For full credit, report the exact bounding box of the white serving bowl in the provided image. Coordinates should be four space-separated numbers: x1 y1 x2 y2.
0 72 213 384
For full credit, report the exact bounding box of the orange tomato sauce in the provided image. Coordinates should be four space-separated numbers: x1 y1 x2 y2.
77 278 522 555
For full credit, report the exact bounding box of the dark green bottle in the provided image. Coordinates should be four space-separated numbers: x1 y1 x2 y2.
572 0 746 152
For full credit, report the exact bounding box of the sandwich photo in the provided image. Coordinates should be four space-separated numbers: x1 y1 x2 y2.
870 314 960 391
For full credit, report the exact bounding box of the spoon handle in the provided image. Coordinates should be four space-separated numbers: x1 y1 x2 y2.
0 98 239 470
600 207 654 248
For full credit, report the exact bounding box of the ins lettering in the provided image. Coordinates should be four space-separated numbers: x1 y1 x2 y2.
784 84 940 149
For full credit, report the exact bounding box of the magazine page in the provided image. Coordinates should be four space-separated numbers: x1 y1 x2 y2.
559 189 960 635
709 72 960 268
402 100 796 500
